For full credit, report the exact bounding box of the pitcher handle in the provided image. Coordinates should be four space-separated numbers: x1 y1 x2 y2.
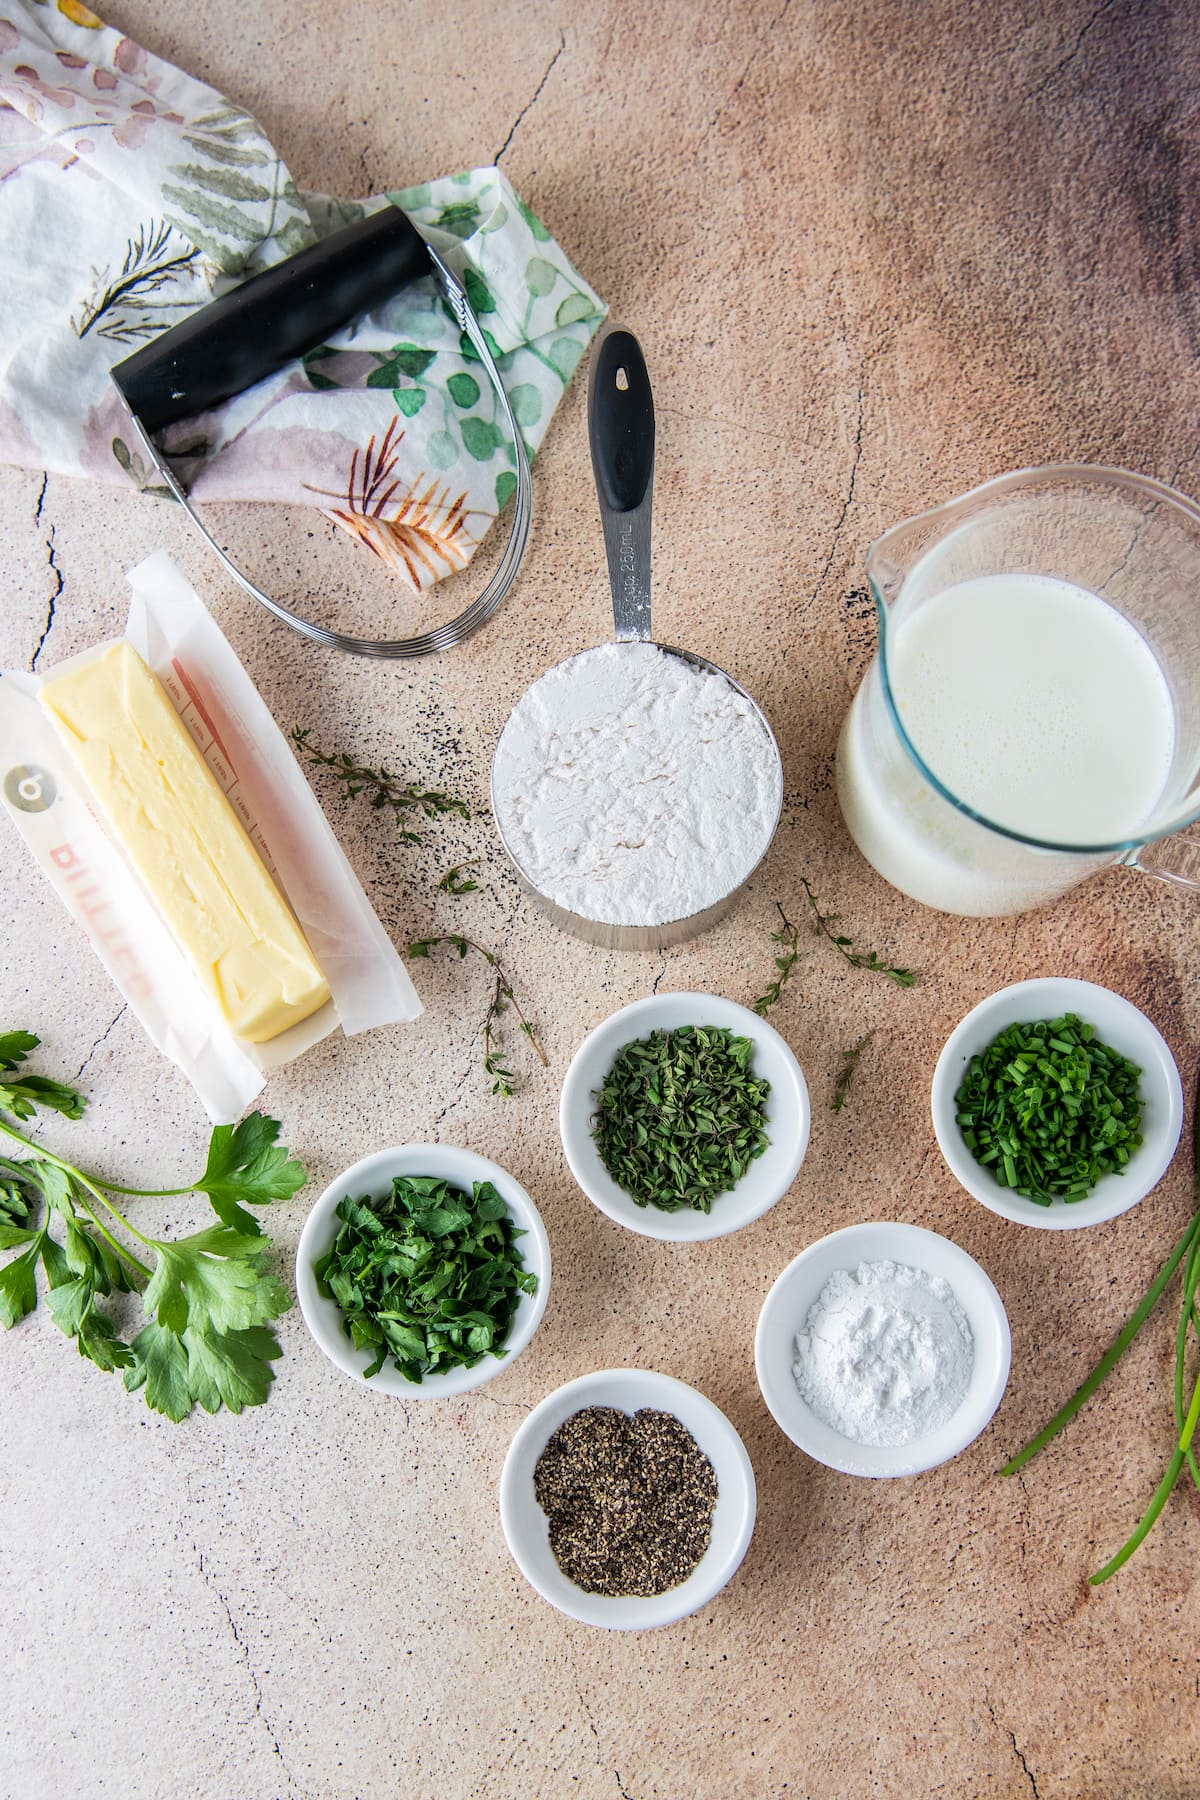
1125 833 1200 890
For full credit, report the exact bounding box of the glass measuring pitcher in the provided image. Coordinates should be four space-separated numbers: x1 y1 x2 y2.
836 465 1200 916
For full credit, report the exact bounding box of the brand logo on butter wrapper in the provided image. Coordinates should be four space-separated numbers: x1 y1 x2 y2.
4 763 56 813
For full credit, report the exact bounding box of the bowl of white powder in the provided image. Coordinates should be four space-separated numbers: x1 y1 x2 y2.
754 1222 1011 1476
490 640 783 949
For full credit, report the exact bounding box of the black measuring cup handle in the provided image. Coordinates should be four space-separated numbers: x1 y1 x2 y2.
588 324 654 639
589 326 654 511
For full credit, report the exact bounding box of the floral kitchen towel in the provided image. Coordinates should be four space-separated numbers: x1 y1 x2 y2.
0 1 605 590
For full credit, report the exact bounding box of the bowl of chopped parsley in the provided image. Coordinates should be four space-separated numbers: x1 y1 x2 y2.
295 1144 550 1395
558 992 811 1241
932 978 1184 1230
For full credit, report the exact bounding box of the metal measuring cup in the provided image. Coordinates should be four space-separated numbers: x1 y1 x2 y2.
490 324 783 950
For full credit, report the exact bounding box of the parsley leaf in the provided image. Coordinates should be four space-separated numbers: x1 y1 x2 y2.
0 1031 86 1121
125 1317 287 1420
77 1309 135 1373
0 1240 39 1327
194 1113 307 1231
143 1226 290 1336
124 1320 192 1421
182 1323 284 1415
0 1031 39 1070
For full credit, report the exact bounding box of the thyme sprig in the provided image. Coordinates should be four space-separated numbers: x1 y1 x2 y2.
801 878 916 987
292 727 469 844
408 936 548 1096
832 1031 874 1114
751 886 915 1116
751 903 799 1017
439 861 481 895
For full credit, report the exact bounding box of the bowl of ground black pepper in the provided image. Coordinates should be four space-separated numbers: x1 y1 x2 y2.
499 1368 757 1629
559 992 810 1241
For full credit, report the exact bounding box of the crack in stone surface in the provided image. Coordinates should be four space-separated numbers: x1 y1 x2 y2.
72 1005 127 1087
1169 441 1200 492
31 477 64 670
432 1055 476 1129
1008 1728 1041 1798
563 1652 640 1799
495 34 565 163
803 384 865 616
573 1662 602 1748
707 0 793 133
196 1548 299 1790
986 1695 1040 1798
1026 0 1120 101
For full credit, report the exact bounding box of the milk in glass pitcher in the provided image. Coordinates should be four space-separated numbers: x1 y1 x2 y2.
837 466 1200 916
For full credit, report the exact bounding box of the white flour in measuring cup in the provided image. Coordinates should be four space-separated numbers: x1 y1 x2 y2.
491 641 781 927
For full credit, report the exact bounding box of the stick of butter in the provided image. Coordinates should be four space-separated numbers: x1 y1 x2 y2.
39 641 330 1044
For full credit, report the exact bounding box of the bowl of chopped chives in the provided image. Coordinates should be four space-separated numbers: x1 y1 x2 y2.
931 978 1184 1230
558 992 811 1241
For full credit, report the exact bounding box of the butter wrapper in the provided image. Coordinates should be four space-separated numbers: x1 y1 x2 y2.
0 551 421 1120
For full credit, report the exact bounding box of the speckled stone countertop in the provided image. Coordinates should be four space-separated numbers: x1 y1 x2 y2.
3 4 1199 1796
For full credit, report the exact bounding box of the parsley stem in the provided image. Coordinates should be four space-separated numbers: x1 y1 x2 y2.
86 1180 194 1198
1089 1362 1200 1584
69 1187 153 1279
999 1209 1200 1476
0 1117 157 1258
72 1178 156 1251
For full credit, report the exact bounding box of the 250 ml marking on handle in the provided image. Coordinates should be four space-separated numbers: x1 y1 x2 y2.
619 518 645 613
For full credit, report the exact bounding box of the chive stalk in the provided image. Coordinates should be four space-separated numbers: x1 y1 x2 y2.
999 1082 1200 1583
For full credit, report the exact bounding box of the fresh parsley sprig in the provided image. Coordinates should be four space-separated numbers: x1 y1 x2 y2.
292 726 469 844
0 1033 304 1420
408 935 548 1096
